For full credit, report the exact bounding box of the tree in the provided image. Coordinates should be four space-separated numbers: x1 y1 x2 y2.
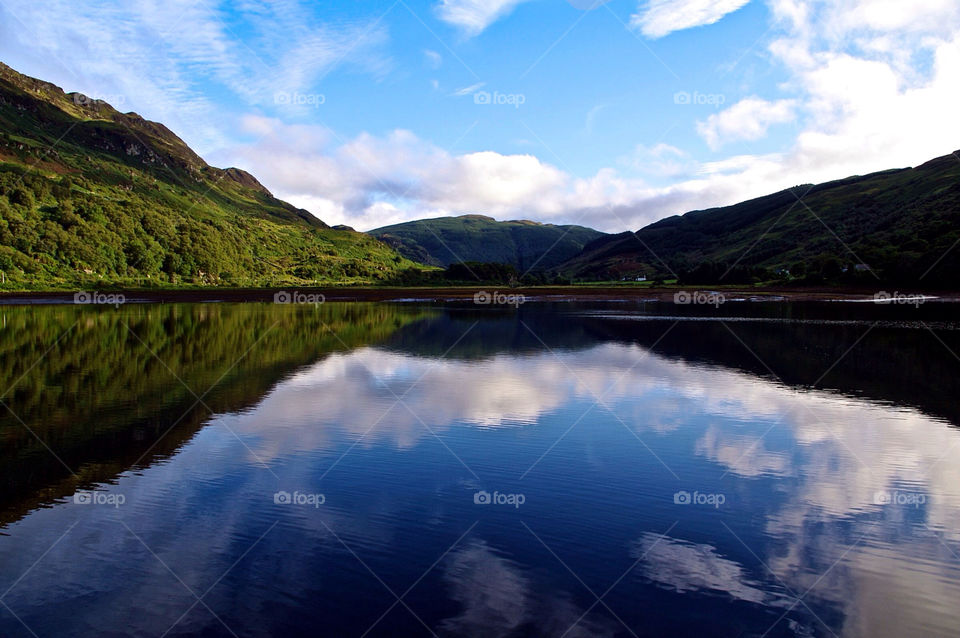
9 187 34 210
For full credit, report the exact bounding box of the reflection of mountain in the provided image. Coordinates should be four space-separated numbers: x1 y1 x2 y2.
232 338 960 520
575 306 960 427
379 303 605 359
0 303 432 526
2 302 960 636
3 300 957 529
382 302 960 427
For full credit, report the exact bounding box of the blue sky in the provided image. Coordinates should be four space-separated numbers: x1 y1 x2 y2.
0 0 958 230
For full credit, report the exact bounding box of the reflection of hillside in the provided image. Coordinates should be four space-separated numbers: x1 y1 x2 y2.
0 303 432 527
380 303 606 358
579 312 960 426
382 302 960 427
2 300 956 526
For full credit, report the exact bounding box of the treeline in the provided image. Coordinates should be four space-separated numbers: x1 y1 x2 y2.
673 251 955 287
0 302 430 524
0 165 417 289
385 261 576 286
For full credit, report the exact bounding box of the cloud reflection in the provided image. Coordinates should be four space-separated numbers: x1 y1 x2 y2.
220 340 960 637
633 532 768 605
440 541 617 637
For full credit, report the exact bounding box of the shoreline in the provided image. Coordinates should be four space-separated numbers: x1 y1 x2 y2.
1 286 957 305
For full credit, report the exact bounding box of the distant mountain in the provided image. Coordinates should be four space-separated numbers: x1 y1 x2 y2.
369 214 606 271
557 151 960 286
0 61 417 288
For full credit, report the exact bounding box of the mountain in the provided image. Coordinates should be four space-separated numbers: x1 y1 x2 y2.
0 61 419 289
557 151 960 286
369 214 606 271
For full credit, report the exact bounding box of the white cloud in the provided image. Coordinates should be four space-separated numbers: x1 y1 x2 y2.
602 0 960 229
451 81 486 96
4 0 960 237
424 48 443 68
624 143 696 179
251 0 960 233
222 117 596 229
583 103 608 135
0 0 391 155
631 0 753 38
696 97 796 149
435 0 533 36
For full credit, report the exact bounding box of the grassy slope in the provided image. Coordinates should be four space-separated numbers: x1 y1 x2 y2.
558 152 960 285
369 214 606 271
0 61 421 290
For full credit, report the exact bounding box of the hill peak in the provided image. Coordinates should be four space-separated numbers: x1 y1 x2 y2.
0 61 432 288
0 61 207 174
369 215 605 270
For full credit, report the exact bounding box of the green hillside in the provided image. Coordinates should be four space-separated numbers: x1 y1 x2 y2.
0 61 421 290
369 214 605 272
558 152 960 286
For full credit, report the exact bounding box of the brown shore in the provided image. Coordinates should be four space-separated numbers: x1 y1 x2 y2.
1 286 956 305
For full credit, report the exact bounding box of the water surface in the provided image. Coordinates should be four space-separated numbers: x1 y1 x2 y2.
1 300 959 637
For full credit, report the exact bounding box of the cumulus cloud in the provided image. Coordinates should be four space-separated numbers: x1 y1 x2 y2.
696 98 796 149
5 0 960 235
623 143 697 179
631 0 753 38
435 0 534 36
221 116 647 230
225 0 960 233
612 0 960 228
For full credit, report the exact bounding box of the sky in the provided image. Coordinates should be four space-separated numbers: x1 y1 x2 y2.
0 0 958 232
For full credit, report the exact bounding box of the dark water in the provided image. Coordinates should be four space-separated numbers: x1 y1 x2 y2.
1 300 959 637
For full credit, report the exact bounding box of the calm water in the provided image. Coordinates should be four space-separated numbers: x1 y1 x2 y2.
1 300 959 637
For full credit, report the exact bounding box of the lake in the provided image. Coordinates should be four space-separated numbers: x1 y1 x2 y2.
1 299 959 637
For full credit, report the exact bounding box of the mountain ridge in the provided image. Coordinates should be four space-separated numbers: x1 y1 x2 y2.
369 213 606 271
555 151 960 286
3 61 958 290
0 61 422 288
